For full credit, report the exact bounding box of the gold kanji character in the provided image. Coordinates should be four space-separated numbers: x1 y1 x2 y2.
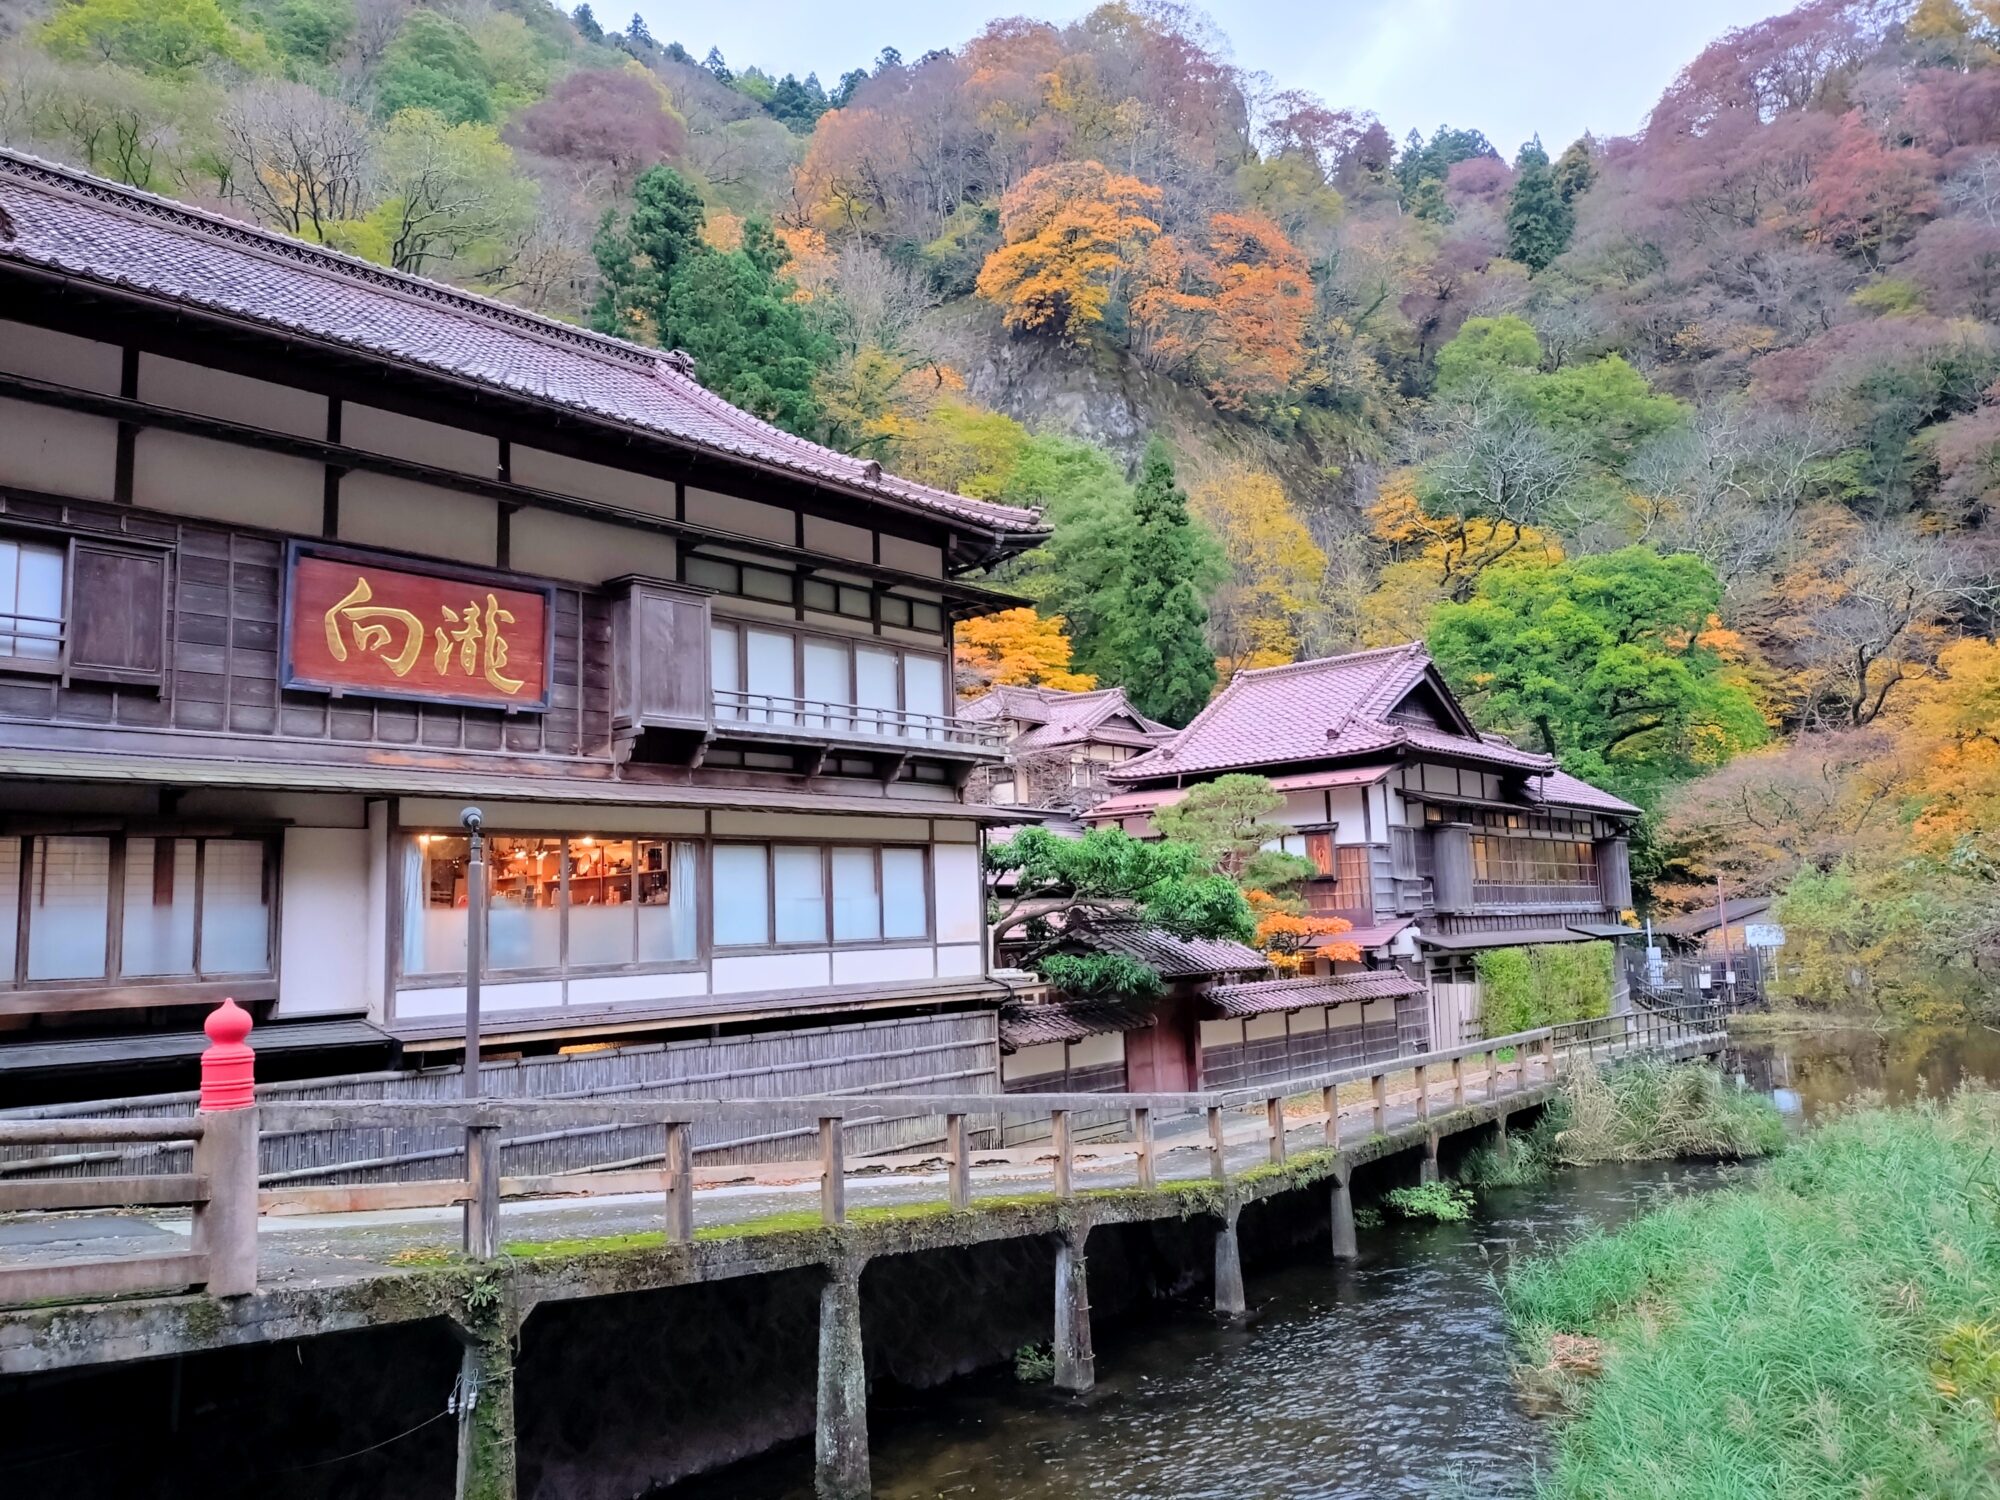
323 577 424 678
481 594 524 694
433 594 525 695
435 599 484 678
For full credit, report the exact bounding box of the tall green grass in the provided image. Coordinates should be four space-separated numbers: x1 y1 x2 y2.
1504 1089 2000 1499
1458 1058 1784 1189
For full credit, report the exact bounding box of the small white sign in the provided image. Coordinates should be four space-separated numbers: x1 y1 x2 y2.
1743 923 1786 949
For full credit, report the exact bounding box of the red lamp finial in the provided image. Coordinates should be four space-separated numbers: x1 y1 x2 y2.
200 998 256 1111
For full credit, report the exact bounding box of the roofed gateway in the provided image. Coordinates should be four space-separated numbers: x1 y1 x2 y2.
0 151 1042 1102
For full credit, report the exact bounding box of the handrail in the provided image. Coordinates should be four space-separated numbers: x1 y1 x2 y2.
0 1001 1729 1306
712 688 1006 748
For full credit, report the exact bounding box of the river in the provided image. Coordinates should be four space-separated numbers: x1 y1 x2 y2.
672 1024 2000 1500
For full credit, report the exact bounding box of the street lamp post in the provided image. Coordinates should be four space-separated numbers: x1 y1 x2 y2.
461 806 486 1100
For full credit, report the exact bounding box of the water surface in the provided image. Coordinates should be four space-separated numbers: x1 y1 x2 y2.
672 1023 1998 1500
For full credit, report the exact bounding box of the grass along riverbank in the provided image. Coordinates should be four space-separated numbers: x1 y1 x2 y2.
1503 1088 2000 1499
1458 1058 1785 1189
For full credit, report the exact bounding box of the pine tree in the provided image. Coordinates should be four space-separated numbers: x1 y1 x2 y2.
571 4 603 43
590 166 828 435
625 12 651 46
1117 439 1216 726
1553 136 1596 205
1506 138 1573 272
703 46 732 83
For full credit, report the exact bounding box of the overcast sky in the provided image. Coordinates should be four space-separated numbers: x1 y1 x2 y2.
627 0 1795 154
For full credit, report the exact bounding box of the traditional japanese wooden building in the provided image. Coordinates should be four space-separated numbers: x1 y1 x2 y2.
0 152 1047 1094
1085 644 1640 1051
958 685 1174 817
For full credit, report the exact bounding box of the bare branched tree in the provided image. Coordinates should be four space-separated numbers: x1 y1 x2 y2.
217 83 371 241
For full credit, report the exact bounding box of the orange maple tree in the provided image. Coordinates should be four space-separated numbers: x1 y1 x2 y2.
1133 211 1312 406
955 608 1098 691
974 160 1162 343
1246 889 1359 975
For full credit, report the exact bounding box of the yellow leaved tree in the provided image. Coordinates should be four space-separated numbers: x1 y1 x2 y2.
974 161 1162 344
955 609 1098 692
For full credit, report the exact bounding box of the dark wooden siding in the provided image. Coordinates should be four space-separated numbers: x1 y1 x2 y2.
0 493 614 763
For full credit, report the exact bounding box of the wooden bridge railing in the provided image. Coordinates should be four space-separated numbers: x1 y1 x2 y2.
0 1000 1728 1307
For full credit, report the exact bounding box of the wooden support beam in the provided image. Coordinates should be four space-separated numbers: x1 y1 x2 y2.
1132 1107 1154 1191
1050 1110 1074 1199
0 1251 206 1305
664 1121 693 1244
1415 1064 1431 1121
1452 1055 1466 1108
1485 1049 1498 1101
464 1124 501 1261
1322 1085 1340 1149
1265 1096 1286 1165
819 1117 847 1227
1052 1226 1094 1394
0 1174 205 1213
1207 1105 1228 1182
945 1113 971 1211
1371 1074 1388 1134
191 1107 258 1296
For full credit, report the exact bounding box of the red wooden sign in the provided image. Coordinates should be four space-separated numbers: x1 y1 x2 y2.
283 544 554 710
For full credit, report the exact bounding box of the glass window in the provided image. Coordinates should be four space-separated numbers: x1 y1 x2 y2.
566 837 634 967
743 565 793 603
407 834 469 977
803 638 849 729
121 837 196 976
882 848 928 940
685 555 737 593
26 835 109 981
802 579 838 611
837 586 871 618
0 838 18 982
745 628 795 722
636 840 698 963
903 655 945 737
855 646 897 733
774 845 827 944
711 624 740 716
911 600 944 632
0 540 64 663
713 845 770 946
198 839 271 975
831 846 881 942
486 837 561 971
880 595 911 627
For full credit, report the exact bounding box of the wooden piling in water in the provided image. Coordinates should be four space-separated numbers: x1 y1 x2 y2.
1053 1225 1094 1394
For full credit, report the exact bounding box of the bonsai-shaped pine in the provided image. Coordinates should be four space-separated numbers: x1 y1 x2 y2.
986 826 1252 999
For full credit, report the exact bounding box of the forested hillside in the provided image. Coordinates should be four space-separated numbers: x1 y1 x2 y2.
5 0 2000 1013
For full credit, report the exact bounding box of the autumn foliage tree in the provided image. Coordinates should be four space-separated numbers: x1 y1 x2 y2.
954 608 1097 692
1133 211 1313 405
975 160 1162 343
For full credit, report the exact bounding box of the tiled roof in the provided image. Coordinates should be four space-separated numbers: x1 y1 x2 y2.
1205 970 1424 1018
1655 897 1772 938
960 685 1173 752
1067 921 1269 979
1305 919 1413 951
0 151 1043 543
1109 644 1561 784
1527 768 1642 815
1000 998 1153 1048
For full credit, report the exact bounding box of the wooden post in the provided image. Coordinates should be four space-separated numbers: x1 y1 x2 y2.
1421 1129 1440 1184
1051 1109 1074 1198
1132 1107 1155 1191
193 999 258 1297
452 1322 517 1500
1371 1073 1387 1134
1265 1096 1286 1165
663 1120 693 1244
1322 1085 1340 1149
815 1259 869 1500
1415 1063 1431 1121
1485 1049 1497 1100
1052 1225 1094 1393
1329 1162 1357 1261
1213 1206 1246 1319
465 1124 501 1261
1207 1105 1228 1182
820 1116 846 1227
946 1113 971 1211
1452 1055 1466 1108
1541 1035 1557 1080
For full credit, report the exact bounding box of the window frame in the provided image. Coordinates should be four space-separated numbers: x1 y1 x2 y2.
0 828 281 1012
0 533 68 678
708 618 953 740
398 828 707 984
709 840 934 953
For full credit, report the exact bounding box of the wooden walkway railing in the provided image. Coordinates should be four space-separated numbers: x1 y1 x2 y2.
0 1001 1728 1307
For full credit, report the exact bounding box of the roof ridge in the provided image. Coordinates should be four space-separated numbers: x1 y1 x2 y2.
0 149 664 375
1236 642 1427 680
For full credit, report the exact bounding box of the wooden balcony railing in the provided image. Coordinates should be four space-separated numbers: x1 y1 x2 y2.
1468 879 1606 910
713 690 1007 752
